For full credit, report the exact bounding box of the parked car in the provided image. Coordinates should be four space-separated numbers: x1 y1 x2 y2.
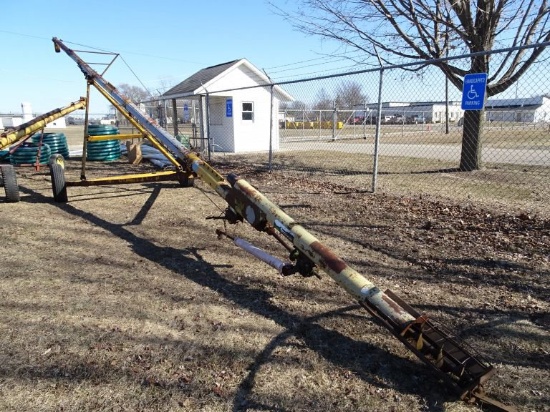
393 114 406 123
370 115 393 124
407 115 426 124
349 116 365 125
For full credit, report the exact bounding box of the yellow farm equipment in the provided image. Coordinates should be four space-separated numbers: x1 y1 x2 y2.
0 98 86 202
49 37 516 411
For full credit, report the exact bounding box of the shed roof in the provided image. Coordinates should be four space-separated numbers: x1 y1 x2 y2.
161 58 293 101
162 60 240 98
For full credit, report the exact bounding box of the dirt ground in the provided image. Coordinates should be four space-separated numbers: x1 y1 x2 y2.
0 153 548 412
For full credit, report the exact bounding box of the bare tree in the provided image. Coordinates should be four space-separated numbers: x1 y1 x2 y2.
117 83 152 104
111 84 155 125
273 0 550 170
313 88 333 110
312 88 334 120
334 80 368 109
281 100 308 111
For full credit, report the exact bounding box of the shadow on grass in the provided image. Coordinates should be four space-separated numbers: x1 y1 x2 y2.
16 183 456 411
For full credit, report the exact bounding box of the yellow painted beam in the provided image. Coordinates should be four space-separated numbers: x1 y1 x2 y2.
66 170 182 186
88 133 143 141
0 98 86 150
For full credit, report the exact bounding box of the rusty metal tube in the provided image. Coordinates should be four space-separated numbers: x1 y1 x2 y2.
230 177 416 327
187 162 414 325
52 37 414 328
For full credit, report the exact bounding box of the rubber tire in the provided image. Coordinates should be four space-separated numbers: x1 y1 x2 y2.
1 164 20 202
49 154 65 167
49 157 68 203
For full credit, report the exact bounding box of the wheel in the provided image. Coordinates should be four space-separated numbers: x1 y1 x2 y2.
0 165 20 202
48 155 67 202
49 153 65 167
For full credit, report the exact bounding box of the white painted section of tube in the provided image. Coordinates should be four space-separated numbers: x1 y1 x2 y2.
234 237 287 274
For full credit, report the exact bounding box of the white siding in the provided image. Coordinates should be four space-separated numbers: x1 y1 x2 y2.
2 117 23 128
232 87 274 152
206 64 280 153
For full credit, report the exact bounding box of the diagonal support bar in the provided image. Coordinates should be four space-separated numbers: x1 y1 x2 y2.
0 98 86 150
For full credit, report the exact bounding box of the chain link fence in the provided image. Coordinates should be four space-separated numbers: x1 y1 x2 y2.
154 45 549 215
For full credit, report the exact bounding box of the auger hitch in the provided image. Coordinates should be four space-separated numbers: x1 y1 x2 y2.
361 291 516 411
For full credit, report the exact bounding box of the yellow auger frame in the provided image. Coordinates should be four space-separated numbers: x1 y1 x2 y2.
50 37 515 411
0 98 87 203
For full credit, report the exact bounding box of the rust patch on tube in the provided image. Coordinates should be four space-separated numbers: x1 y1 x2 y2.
310 241 347 273
233 178 266 203
381 294 409 317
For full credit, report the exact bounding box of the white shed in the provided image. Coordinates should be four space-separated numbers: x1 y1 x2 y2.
162 59 293 153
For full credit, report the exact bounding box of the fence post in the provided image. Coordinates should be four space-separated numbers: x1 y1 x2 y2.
171 98 178 137
318 109 322 139
205 92 212 160
372 68 384 193
198 94 210 160
269 85 274 172
332 101 337 141
302 107 305 137
363 101 368 139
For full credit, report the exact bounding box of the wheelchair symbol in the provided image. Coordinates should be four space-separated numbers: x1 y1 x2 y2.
467 85 479 100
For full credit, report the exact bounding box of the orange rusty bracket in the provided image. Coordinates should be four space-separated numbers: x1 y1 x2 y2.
400 314 429 350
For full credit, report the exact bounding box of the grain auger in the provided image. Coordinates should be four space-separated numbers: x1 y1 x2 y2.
0 98 86 202
50 37 516 411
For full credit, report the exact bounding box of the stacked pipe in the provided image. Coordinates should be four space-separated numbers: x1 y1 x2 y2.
10 142 52 165
87 124 121 161
31 132 70 158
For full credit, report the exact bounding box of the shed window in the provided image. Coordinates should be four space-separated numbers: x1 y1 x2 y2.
242 102 254 121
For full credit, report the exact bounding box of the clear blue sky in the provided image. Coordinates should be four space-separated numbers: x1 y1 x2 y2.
0 0 344 114
2 1 540 117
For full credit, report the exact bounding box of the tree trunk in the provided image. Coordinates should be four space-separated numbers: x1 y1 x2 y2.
459 109 484 171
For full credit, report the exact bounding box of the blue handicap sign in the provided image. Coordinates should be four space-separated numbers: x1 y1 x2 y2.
183 104 189 121
461 73 487 110
226 98 233 117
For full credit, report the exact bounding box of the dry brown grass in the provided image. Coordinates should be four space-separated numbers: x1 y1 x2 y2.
1 143 548 411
